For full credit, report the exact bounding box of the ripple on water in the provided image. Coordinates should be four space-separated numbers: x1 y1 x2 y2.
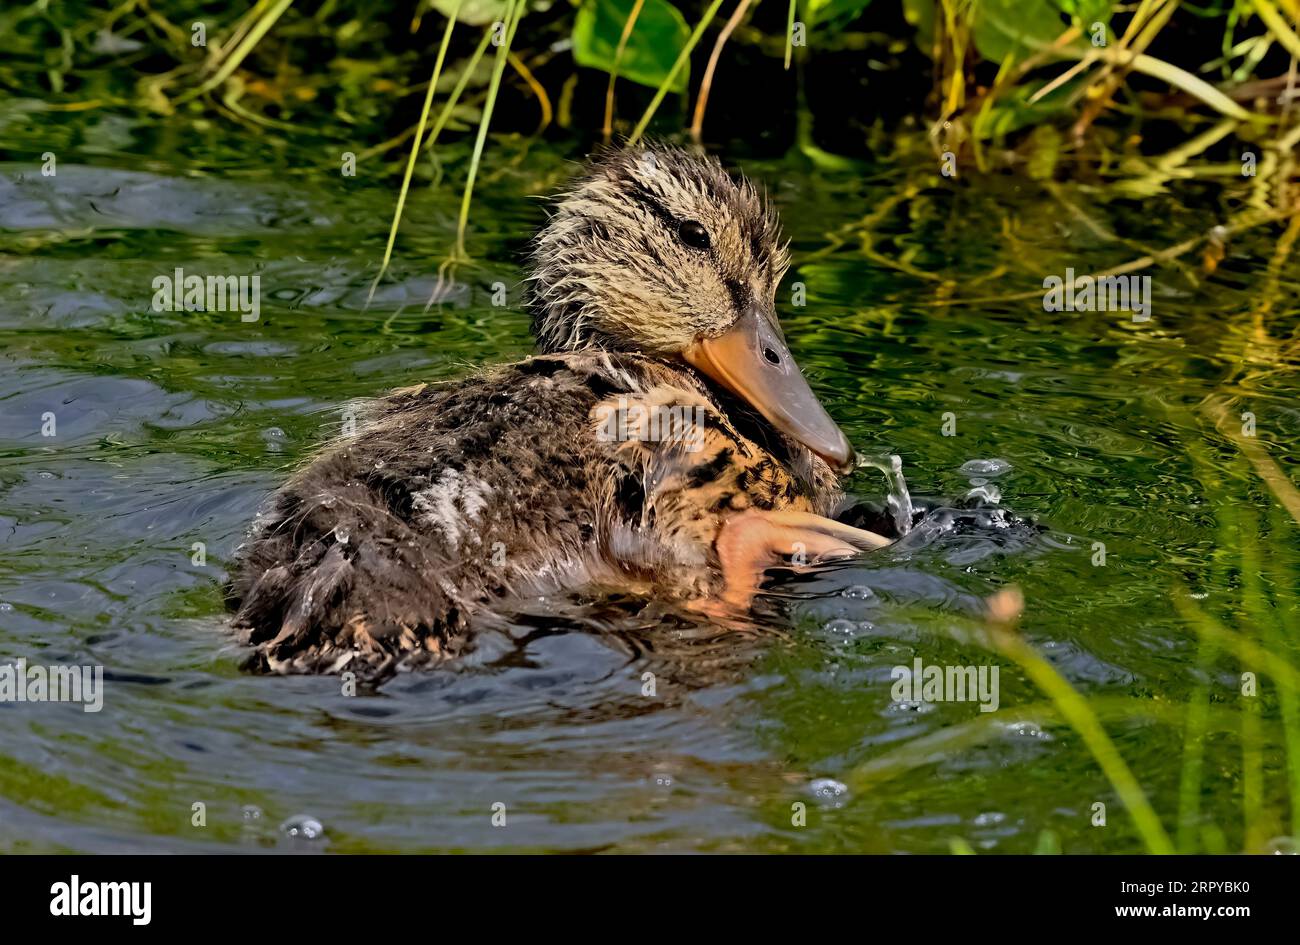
1 144 1292 853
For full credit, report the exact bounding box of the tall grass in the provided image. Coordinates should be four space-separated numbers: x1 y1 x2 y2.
367 0 465 306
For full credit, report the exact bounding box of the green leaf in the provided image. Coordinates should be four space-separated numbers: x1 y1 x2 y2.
902 0 935 53
972 0 1076 63
572 0 691 92
429 0 512 27
1056 0 1113 25
803 0 873 30
974 76 1080 139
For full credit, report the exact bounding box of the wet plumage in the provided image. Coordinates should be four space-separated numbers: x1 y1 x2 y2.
228 145 876 677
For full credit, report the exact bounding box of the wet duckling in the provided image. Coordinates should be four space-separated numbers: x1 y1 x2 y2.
228 145 888 676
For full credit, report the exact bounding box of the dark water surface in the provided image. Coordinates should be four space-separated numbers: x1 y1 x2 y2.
1 115 1298 852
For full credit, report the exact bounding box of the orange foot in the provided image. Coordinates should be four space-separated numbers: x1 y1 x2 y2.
697 509 891 613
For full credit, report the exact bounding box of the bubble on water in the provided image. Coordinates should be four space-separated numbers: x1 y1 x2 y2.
1266 836 1298 854
973 811 1006 827
822 618 858 636
261 428 286 453
0 602 12 612
38 471 55 479
241 804 263 823
333 525 350 545
809 778 849 806
1003 720 1053 741
280 814 324 841
841 584 875 600
888 700 934 714
959 458 1011 477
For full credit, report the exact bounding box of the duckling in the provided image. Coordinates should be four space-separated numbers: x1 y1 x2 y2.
227 144 889 676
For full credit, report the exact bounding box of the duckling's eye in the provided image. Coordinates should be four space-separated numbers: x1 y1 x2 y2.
678 220 711 250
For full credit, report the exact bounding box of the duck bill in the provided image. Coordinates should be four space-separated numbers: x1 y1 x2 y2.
683 307 853 473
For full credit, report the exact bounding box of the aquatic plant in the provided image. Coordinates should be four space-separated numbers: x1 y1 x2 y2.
2 0 1297 855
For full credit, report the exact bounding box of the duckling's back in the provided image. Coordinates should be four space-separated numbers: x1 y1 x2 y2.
227 352 840 677
228 355 614 676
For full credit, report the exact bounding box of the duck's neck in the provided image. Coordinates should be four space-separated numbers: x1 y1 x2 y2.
530 299 624 354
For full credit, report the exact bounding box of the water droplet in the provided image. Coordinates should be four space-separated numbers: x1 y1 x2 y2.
334 525 350 545
279 814 324 841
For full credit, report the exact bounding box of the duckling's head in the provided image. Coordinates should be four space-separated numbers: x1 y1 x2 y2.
527 144 852 470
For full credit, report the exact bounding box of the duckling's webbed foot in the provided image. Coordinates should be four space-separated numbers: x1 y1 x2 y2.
709 509 890 611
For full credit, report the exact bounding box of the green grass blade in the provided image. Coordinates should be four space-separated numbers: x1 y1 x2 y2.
784 0 796 69
1240 499 1269 851
1173 590 1300 692
453 0 525 261
1268 503 1300 839
988 622 1176 854
181 0 295 102
426 28 496 155
1175 637 1214 853
628 0 726 144
1253 0 1300 60
367 1 464 306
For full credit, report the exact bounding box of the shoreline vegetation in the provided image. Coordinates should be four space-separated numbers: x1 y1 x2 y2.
2 0 1299 854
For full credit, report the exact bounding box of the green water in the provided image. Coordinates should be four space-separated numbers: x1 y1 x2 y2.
1 109 1298 852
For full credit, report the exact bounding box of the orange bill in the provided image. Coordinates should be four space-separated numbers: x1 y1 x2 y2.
683 306 853 472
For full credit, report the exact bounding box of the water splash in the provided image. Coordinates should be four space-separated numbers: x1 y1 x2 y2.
960 458 1009 506
965 480 1002 505
856 453 914 536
